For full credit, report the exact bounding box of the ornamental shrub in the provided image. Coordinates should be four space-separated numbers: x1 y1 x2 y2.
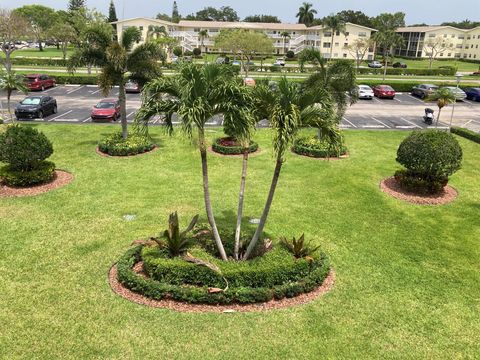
293 136 347 158
0 125 53 171
395 130 462 193
192 47 201 56
286 50 295 59
98 132 155 156
0 161 55 187
173 47 182 57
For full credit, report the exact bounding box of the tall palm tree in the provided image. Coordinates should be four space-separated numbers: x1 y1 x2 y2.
280 31 291 54
147 25 167 40
296 2 317 26
69 26 164 139
198 29 209 53
322 15 346 61
243 77 335 260
0 71 29 122
430 88 456 128
373 30 404 81
135 63 252 261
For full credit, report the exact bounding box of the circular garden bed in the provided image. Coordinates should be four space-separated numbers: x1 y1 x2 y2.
111 242 331 310
211 137 259 156
292 137 348 159
97 132 156 157
0 170 73 198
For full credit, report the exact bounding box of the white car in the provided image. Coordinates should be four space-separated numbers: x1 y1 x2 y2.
357 85 374 100
274 58 286 66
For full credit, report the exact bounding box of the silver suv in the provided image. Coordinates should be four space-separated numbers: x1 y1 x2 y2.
412 84 439 99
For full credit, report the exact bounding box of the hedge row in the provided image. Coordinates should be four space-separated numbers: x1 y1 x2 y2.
117 245 330 305
211 138 258 155
357 67 457 76
12 57 68 67
451 126 480 144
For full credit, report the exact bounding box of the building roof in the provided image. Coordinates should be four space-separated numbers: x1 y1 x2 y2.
397 25 467 33
309 22 377 32
177 20 307 31
112 17 177 27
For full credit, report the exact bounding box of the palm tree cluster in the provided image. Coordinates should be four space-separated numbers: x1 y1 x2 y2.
135 63 338 261
296 2 317 26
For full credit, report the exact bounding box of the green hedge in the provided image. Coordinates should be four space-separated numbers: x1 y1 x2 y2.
292 136 347 158
211 137 258 155
116 245 330 305
98 132 155 156
451 127 480 144
53 75 98 85
357 67 457 76
0 160 55 187
11 57 68 67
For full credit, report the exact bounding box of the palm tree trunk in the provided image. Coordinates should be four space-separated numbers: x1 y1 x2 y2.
330 34 335 60
118 81 128 139
7 89 13 123
383 50 388 81
198 129 228 261
4 52 12 72
234 149 249 260
243 157 283 260
436 108 442 128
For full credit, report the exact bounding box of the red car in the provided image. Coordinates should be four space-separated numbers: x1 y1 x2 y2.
25 74 56 91
91 99 121 122
373 85 396 99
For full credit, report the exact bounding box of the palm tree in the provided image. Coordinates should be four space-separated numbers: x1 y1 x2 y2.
147 25 167 40
135 63 252 261
69 26 164 139
0 71 29 122
322 15 346 61
296 2 317 26
430 88 457 128
243 77 335 260
280 31 291 55
373 30 404 81
198 29 209 53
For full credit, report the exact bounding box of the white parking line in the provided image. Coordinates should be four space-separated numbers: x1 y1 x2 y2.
363 125 385 128
127 111 135 118
371 117 391 128
339 124 351 128
66 86 84 95
400 117 422 129
395 126 415 129
42 86 57 93
394 97 402 103
82 117 91 123
372 97 381 103
407 94 425 103
342 116 357 128
91 89 101 95
48 110 73 122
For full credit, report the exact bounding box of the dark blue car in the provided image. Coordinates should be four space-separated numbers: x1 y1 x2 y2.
465 87 480 102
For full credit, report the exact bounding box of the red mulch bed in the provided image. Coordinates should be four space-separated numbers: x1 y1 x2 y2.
95 146 158 158
108 263 335 313
0 170 74 198
380 176 458 205
208 146 262 158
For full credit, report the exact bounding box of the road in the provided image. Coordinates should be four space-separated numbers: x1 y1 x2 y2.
1 85 480 132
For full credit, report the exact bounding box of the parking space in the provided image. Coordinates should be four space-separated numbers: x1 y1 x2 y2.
1 85 479 132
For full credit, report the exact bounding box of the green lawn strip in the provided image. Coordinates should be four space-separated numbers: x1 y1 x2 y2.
0 125 479 358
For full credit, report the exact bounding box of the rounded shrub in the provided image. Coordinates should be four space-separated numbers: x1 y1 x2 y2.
192 47 201 56
395 130 462 194
292 136 347 158
173 47 182 57
0 161 56 187
286 50 295 59
98 132 155 156
0 125 53 171
212 137 258 155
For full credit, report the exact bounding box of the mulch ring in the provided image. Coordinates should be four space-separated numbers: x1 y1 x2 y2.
0 170 74 198
208 146 264 158
291 149 350 161
380 176 458 205
95 146 158 158
108 262 335 313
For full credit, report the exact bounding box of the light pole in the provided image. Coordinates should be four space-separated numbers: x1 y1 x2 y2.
450 73 463 129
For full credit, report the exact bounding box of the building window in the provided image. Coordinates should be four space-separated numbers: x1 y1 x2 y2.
458 35 465 39
451 35 455 38
324 32 332 37
428 33 436 37
455 53 461 57
448 53 452 56
323 42 331 48
358 32 367 37
469 54 472 58
343 53 347 58
335 42 339 47
456 44 463 48
443 34 448 38
335 31 340 36
440 53 444 57
344 42 348 47
194 28 200 32
345 32 349 36
467 36 471 39
139 26 143 31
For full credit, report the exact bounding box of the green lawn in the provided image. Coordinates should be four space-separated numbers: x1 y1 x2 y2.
387 57 480 72
0 124 479 359
1 47 74 59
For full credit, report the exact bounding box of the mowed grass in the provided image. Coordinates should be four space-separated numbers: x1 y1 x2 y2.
0 124 479 359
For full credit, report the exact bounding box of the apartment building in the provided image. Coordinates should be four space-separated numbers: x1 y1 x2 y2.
113 17 376 60
395 26 480 60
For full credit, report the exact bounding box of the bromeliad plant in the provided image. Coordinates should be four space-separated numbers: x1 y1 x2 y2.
153 212 199 257
280 234 321 259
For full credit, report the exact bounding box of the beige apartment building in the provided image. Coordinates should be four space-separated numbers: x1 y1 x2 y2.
395 25 480 60
113 17 376 60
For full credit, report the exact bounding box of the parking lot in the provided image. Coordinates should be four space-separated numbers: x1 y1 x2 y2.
2 85 480 132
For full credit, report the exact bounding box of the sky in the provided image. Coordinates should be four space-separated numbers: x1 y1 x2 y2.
2 0 479 25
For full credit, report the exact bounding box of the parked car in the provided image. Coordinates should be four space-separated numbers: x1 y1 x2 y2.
215 57 229 64
465 87 480 101
368 60 383 68
125 80 141 93
373 85 396 99
91 99 121 122
232 60 241 66
25 74 56 91
15 95 57 119
274 58 286 66
441 86 467 101
392 62 407 68
411 84 439 99
356 85 374 100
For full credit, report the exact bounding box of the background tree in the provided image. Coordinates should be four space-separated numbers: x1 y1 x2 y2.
47 22 77 59
147 25 167 40
198 29 209 53
69 26 163 139
68 0 86 12
322 14 346 60
156 13 172 22
0 8 30 72
423 36 453 69
348 38 375 69
430 88 456 128
296 2 317 26
0 71 29 122
280 31 291 54
135 64 251 261
108 0 118 36
13 5 57 52
243 15 281 23
171 1 180 23
215 29 274 76
189 6 239 22
336 10 373 28
441 19 480 29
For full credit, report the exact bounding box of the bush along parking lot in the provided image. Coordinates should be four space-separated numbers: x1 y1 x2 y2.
451 127 480 144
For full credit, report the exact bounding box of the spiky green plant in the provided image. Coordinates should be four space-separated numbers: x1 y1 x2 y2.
280 234 320 259
153 212 199 257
